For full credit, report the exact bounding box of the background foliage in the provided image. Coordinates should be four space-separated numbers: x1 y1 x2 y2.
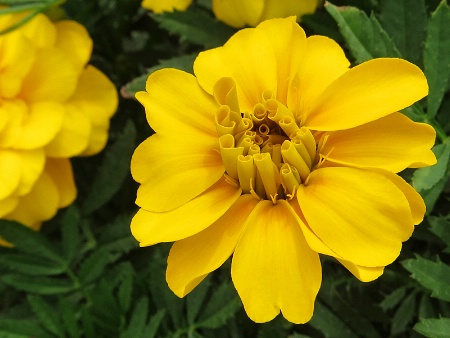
1 0 450 337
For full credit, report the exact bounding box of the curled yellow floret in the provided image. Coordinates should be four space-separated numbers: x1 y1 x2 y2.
131 17 436 324
0 13 118 232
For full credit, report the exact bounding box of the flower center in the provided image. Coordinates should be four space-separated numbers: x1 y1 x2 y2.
214 78 319 204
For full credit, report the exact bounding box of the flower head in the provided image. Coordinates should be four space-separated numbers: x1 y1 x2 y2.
213 0 321 28
131 17 436 323
141 0 192 13
0 13 117 234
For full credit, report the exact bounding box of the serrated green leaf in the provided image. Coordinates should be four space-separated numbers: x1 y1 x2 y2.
78 250 121 285
61 206 82 262
0 220 64 264
0 319 48 337
187 277 210 324
120 297 148 338
117 268 133 313
429 216 450 250
424 0 450 118
379 286 408 312
402 256 450 302
124 53 197 97
145 310 165 338
414 317 450 338
390 291 417 335
1 274 75 295
309 301 359 338
419 293 439 319
325 3 401 63
412 142 450 191
421 175 448 215
152 8 235 48
81 120 136 215
0 254 66 276
379 0 427 66
27 295 63 337
195 297 241 330
59 298 80 338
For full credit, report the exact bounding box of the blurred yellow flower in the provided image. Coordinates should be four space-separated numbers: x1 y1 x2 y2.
141 0 192 13
131 17 435 323
213 0 320 28
0 13 117 234
141 0 319 28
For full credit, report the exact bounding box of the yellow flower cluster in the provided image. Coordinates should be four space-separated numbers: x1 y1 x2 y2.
142 0 320 27
0 13 117 236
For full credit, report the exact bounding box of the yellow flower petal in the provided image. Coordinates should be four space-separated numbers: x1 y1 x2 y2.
20 47 78 103
15 102 65 149
375 169 426 225
297 167 414 267
194 28 278 112
4 170 59 227
305 58 429 130
212 0 264 28
20 13 56 48
55 20 93 72
133 134 224 212
167 194 258 297
322 112 437 172
259 0 319 22
67 66 118 156
136 69 217 138
256 17 306 104
45 104 91 157
0 196 18 218
141 0 192 13
289 35 349 113
231 200 321 324
337 259 384 282
45 158 76 208
0 150 21 199
131 177 241 246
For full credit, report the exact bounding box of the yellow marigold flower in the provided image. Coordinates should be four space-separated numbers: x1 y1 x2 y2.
141 0 192 13
0 13 117 232
130 17 436 323
213 0 321 28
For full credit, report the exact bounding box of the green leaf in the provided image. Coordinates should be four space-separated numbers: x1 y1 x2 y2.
78 250 121 285
379 0 427 66
60 206 82 262
414 317 450 338
429 215 450 250
325 3 401 63
59 298 80 338
123 53 197 97
424 0 450 118
421 176 448 215
402 256 450 302
309 301 359 338
117 267 133 313
0 220 64 264
390 291 417 335
1 274 75 295
120 297 149 338
152 8 235 48
412 142 450 191
196 297 241 330
187 277 211 324
81 119 136 215
144 310 165 338
27 295 64 337
0 319 48 337
0 253 66 276
379 286 408 312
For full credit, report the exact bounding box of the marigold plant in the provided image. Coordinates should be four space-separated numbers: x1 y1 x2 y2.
0 12 117 237
130 16 437 323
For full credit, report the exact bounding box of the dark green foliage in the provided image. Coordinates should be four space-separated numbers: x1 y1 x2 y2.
1 0 450 337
